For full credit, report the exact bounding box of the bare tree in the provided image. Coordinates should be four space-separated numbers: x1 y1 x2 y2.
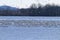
30 3 38 8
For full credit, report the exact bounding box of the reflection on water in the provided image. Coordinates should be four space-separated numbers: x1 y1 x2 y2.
0 26 60 40
0 16 60 40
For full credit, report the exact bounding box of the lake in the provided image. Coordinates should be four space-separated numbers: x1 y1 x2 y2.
0 16 60 40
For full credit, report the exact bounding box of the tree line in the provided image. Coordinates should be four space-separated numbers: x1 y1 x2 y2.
0 4 60 16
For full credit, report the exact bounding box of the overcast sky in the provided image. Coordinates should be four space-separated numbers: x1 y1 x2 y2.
0 0 60 8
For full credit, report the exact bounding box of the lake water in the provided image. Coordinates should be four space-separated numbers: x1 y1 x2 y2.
0 16 60 40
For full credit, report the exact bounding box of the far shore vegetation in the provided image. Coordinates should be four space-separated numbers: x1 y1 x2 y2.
0 3 60 16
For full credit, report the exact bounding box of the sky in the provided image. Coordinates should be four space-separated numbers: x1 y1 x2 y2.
0 0 60 8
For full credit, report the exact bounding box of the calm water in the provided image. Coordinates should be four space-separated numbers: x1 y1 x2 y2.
0 16 60 20
0 16 60 40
